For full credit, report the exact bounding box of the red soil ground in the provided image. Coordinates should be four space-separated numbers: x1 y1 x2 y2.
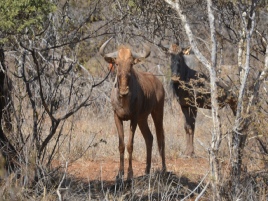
67 157 209 183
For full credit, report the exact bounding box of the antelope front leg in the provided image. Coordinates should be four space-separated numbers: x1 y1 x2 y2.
114 113 125 181
127 119 138 180
185 130 194 157
181 106 197 157
138 119 153 175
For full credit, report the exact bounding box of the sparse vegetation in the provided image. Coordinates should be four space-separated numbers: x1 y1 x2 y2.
0 0 267 200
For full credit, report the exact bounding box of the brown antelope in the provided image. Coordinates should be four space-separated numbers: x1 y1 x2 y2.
169 43 238 156
99 38 166 180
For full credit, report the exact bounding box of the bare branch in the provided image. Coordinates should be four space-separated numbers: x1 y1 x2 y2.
164 0 212 69
259 43 268 81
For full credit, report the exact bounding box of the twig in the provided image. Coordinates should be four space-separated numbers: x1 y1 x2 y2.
195 181 210 201
57 160 69 201
196 138 209 152
181 171 209 201
63 55 112 87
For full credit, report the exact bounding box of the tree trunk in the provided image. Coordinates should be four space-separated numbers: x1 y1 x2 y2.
207 1 223 200
231 0 257 198
164 0 223 200
0 48 17 174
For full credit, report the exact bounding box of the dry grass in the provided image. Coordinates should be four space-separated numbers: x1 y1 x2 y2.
54 98 208 164
1 66 267 200
45 83 267 200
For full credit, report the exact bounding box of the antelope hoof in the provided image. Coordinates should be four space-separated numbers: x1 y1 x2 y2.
127 170 133 181
145 166 151 175
183 150 195 158
116 171 124 183
115 177 124 188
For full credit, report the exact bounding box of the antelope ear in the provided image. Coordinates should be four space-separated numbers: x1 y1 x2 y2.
169 44 182 54
133 58 142 64
104 57 115 64
182 46 191 55
108 63 115 71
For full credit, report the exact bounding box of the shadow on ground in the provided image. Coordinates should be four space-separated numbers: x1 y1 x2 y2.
60 170 205 200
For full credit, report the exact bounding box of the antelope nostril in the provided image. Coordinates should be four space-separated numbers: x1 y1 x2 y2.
119 87 129 97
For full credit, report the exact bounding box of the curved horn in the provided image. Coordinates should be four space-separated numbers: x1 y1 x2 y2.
132 43 151 59
103 51 118 59
99 37 118 62
99 37 114 56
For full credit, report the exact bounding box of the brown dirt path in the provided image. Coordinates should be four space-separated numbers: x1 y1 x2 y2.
67 157 209 182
